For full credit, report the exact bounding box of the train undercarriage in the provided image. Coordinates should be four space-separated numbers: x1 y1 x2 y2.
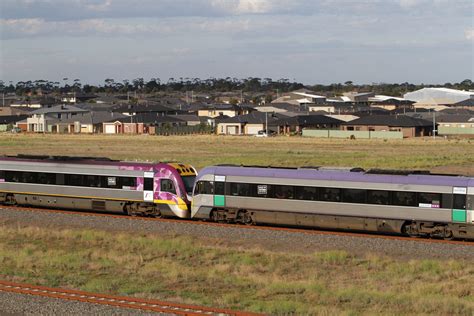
208 207 474 240
0 192 175 218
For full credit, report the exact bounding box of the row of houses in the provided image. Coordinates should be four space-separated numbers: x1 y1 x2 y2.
1 87 473 137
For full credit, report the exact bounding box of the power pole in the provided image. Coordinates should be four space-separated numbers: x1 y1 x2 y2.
432 111 436 139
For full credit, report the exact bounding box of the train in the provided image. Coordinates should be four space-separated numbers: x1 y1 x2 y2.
1 155 473 240
192 165 474 240
0 155 197 218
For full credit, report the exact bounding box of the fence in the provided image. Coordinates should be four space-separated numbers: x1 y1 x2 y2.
438 126 474 135
302 129 403 139
153 125 214 135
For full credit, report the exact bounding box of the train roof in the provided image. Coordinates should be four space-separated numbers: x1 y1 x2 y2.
198 165 474 188
0 155 179 169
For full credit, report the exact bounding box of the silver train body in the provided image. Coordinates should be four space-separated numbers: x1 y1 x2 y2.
191 166 474 240
0 156 197 218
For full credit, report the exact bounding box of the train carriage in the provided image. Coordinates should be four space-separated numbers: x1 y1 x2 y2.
191 165 474 240
0 155 196 218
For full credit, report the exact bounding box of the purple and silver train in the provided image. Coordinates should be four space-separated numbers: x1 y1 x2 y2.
0 155 196 218
1 155 474 240
192 165 474 239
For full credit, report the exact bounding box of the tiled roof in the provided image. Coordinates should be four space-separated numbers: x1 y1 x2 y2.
342 115 433 127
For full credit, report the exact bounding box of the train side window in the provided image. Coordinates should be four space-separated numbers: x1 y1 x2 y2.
342 189 367 204
453 194 466 210
367 190 390 205
84 175 100 187
203 181 214 194
194 181 210 195
144 178 154 191
230 182 249 196
160 179 176 194
320 188 341 202
66 174 84 186
418 192 441 208
392 191 417 207
295 186 318 201
272 185 294 199
37 173 56 185
194 181 203 195
122 177 136 188
5 171 21 182
0 170 4 179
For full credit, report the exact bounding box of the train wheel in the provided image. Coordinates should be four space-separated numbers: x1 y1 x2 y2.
238 210 255 226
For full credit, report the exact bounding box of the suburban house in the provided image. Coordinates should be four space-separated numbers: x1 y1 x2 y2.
0 106 30 116
113 103 178 116
269 115 344 135
272 89 327 106
25 105 89 132
52 111 128 133
61 93 98 103
197 104 253 118
216 111 286 135
10 97 58 109
0 115 28 131
342 115 434 137
436 114 474 135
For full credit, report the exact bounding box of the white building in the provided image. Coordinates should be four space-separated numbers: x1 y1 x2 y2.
404 88 473 106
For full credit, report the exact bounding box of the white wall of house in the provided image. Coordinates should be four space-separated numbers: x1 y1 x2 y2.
198 109 236 118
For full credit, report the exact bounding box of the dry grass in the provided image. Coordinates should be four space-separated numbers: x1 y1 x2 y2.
0 134 473 173
0 225 473 315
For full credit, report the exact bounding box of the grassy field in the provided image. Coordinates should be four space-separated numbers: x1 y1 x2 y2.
1 134 473 314
0 224 473 315
0 134 473 173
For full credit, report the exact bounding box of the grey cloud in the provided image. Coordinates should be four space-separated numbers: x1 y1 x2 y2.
2 0 471 21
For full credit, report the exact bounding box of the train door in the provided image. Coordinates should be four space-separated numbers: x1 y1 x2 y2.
452 187 467 223
214 175 226 207
143 172 154 202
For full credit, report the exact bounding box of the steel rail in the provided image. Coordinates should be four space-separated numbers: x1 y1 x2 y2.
0 280 260 316
1 205 473 246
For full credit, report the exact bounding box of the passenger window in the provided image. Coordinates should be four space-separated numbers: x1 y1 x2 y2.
418 192 441 208
367 190 390 205
392 191 417 207
160 179 176 194
273 185 294 199
295 186 318 201
342 189 367 204
230 183 249 196
320 188 341 202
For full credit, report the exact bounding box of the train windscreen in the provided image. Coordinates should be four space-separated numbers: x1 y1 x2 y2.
181 176 196 194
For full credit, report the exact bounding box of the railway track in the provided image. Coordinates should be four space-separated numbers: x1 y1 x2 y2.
1 205 472 246
0 280 259 316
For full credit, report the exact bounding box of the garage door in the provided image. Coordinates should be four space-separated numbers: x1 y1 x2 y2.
246 125 261 135
226 126 237 135
105 125 116 134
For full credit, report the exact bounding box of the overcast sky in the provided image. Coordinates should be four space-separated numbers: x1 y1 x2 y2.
0 0 473 85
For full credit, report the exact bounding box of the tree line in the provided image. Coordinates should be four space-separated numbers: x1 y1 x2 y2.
0 77 472 97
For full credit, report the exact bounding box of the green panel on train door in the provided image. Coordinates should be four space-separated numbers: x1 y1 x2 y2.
452 209 466 223
214 195 225 207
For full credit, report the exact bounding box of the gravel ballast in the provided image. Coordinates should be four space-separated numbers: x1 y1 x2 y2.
0 207 472 260
0 291 159 316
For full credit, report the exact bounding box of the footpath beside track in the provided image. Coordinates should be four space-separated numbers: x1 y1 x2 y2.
0 280 259 316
